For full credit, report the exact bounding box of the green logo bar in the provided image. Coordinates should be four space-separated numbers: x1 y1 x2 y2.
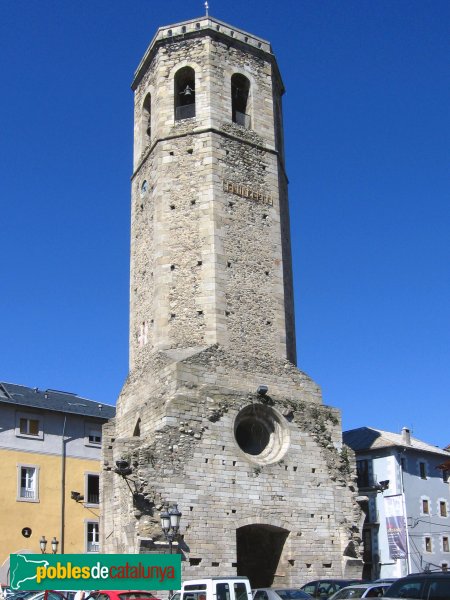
10 554 181 591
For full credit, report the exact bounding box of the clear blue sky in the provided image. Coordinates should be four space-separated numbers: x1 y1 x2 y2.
1 1 449 447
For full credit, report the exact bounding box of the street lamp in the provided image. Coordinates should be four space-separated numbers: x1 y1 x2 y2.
40 535 59 553
51 536 59 554
160 505 181 597
160 504 182 554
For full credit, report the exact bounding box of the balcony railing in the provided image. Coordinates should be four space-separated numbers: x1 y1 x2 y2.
87 541 100 553
175 103 195 121
21 488 35 499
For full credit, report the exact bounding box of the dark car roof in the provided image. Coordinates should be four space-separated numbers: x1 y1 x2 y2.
252 590 313 599
406 572 450 577
383 572 450 599
303 581 362 584
302 581 363 586
338 584 388 587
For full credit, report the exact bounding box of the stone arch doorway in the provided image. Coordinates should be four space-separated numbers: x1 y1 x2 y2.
236 524 289 587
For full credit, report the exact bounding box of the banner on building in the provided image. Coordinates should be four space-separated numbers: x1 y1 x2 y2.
9 554 181 591
384 494 407 559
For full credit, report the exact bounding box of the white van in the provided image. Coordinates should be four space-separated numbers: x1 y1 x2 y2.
181 577 252 600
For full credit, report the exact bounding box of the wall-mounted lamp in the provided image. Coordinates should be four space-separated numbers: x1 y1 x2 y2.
114 459 138 496
374 480 390 493
40 536 47 553
115 459 133 476
71 491 84 502
257 385 268 396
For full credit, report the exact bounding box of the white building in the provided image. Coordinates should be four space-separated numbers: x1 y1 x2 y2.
344 426 450 580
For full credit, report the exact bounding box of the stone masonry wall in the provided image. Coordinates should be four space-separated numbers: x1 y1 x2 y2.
129 31 294 368
103 374 362 583
102 18 363 585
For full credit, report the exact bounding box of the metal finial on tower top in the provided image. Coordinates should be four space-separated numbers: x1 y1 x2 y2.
204 1 209 16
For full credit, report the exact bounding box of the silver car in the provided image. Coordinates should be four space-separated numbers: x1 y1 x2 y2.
253 589 314 600
328 584 390 599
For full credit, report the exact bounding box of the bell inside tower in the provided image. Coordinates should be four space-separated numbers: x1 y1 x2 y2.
175 66 196 120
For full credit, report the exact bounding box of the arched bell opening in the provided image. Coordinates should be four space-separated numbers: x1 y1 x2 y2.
175 66 196 121
236 523 289 587
231 73 251 128
141 94 151 149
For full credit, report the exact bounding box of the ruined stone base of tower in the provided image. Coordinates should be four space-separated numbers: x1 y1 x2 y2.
101 346 363 585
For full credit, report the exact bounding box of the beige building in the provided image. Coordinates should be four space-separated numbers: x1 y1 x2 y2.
102 15 363 586
0 382 115 585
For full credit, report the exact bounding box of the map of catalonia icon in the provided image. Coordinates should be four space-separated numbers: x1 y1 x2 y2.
10 555 50 590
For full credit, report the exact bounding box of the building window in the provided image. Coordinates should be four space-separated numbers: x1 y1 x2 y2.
356 459 371 488
88 429 101 444
443 537 449 552
231 73 251 128
86 521 100 553
19 417 39 435
422 499 430 515
440 501 448 517
425 537 433 553
419 462 427 479
443 469 449 483
85 474 99 505
17 465 39 502
15 412 43 440
85 422 102 446
174 67 195 121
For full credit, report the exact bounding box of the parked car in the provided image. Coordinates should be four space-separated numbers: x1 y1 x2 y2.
300 581 364 600
181 577 252 600
87 594 160 600
2 590 38 600
328 583 390 599
28 592 78 600
253 588 314 600
383 572 450 599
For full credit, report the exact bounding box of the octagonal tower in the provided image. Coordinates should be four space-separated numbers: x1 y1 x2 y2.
101 16 362 586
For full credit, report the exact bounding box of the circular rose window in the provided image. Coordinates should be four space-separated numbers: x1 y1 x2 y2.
234 404 290 464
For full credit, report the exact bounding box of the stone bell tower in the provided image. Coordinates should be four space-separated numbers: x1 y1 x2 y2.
101 15 362 585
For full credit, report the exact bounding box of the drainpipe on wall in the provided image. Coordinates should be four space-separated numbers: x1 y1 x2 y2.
60 415 67 554
399 449 412 575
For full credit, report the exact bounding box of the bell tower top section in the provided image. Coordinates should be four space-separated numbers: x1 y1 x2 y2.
133 16 279 89
131 16 286 172
128 15 296 374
